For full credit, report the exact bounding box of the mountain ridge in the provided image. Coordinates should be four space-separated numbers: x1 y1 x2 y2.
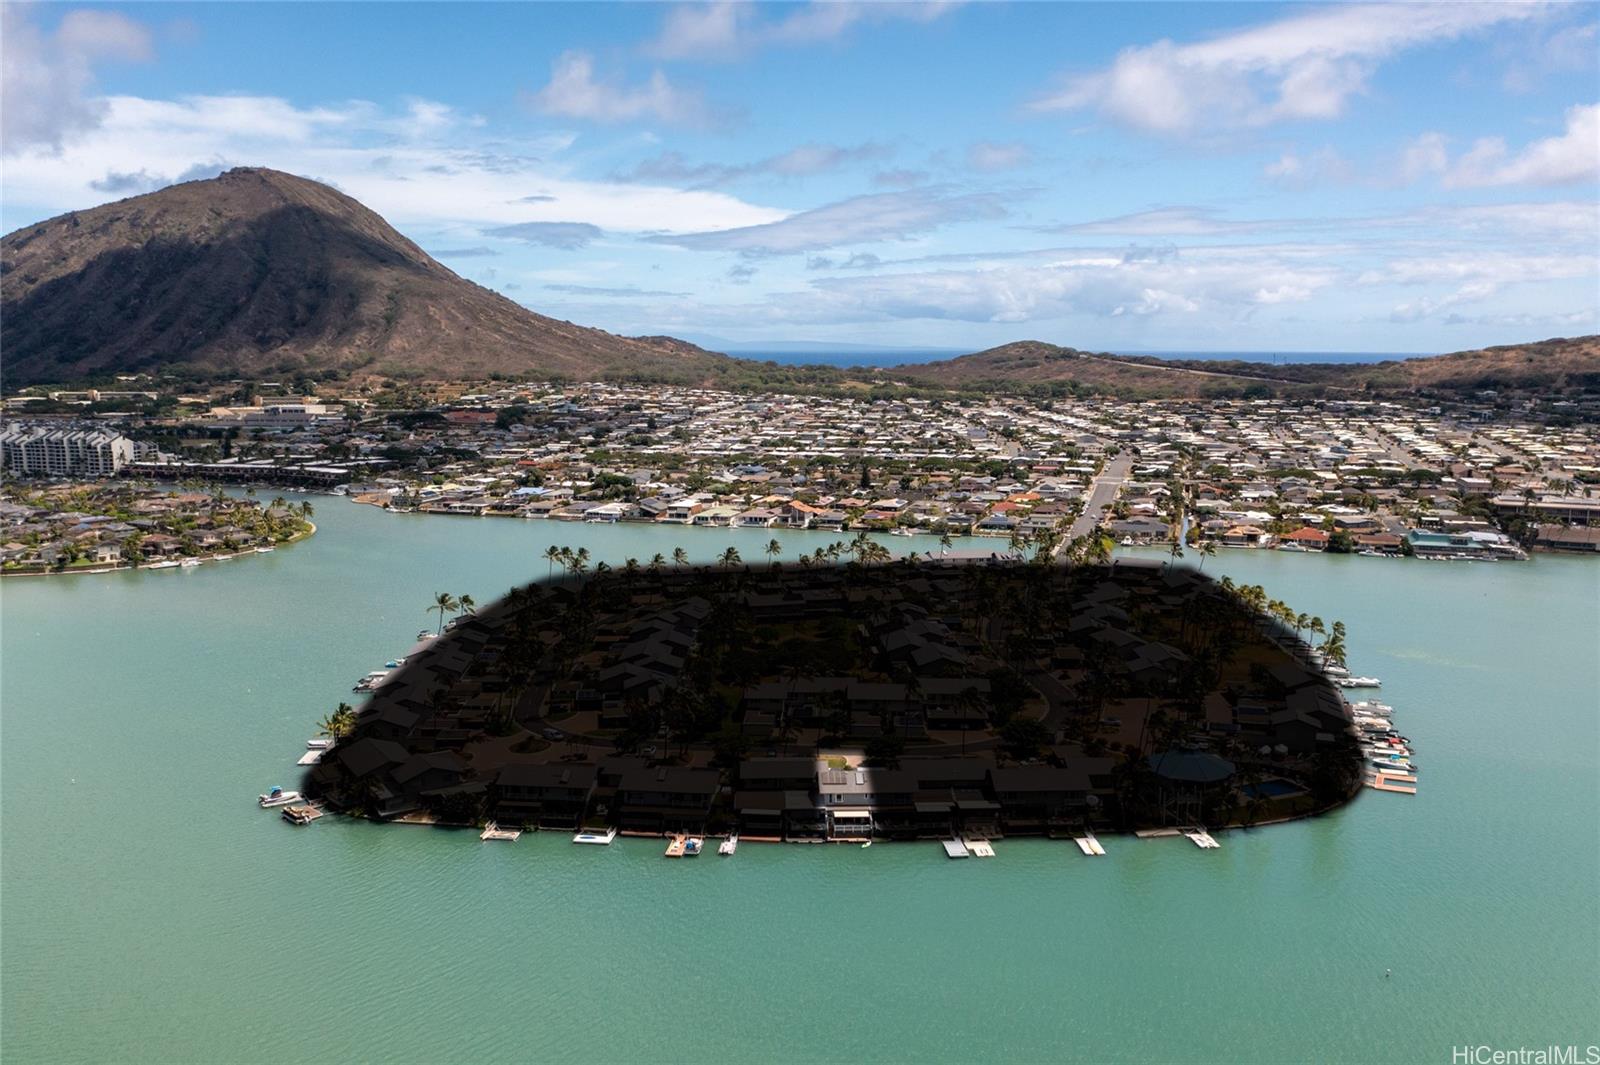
1 167 733 386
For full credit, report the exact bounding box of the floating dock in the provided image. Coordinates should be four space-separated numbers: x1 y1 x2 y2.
480 821 521 842
572 828 618 845
1366 772 1418 795
665 834 688 857
963 838 996 858
941 839 970 859
1074 832 1106 856
1183 828 1221 849
296 748 325 766
282 804 323 825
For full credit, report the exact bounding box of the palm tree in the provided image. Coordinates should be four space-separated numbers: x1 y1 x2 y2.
318 702 358 741
719 545 742 568
672 547 688 568
458 594 476 616
1196 539 1217 571
572 547 590 575
428 591 459 634
765 538 783 565
938 527 954 557
544 545 562 579
648 552 666 573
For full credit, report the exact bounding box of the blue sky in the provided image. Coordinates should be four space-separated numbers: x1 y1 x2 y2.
3 1 1596 354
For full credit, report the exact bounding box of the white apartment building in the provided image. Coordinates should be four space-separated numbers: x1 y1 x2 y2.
0 425 136 477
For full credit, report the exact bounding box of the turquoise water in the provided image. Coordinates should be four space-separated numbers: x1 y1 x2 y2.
3 504 1597 1063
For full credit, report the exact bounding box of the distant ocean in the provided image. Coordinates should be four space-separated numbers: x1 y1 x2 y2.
727 349 1427 368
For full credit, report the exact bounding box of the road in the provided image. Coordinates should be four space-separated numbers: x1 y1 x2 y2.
1063 452 1134 546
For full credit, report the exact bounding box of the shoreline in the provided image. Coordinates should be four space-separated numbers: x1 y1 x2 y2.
1 520 315 579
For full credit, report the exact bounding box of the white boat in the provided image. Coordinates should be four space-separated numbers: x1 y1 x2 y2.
1336 676 1382 688
259 787 302 808
683 836 704 856
352 670 390 692
255 546 275 553
573 828 618 845
306 738 333 750
718 834 738 855
1349 700 1393 715
144 560 181 570
890 528 915 537
180 558 201 568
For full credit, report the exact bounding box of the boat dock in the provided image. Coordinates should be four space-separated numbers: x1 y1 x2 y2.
480 821 521 842
1366 771 1418 795
1182 828 1221 849
296 748 324 766
963 838 996 858
718 834 738 855
665 834 688 857
941 839 970 859
1074 832 1106 856
573 828 618 845
282 804 323 825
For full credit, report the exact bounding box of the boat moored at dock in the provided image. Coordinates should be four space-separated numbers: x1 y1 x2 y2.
259 786 302 808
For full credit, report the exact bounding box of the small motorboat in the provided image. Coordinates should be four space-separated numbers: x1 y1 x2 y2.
683 836 704 856
718 834 738 856
259 786 302 808
180 558 201 568
255 546 275 553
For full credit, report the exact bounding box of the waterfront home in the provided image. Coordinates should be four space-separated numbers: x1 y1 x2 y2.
492 764 598 827
1281 527 1330 551
616 767 720 832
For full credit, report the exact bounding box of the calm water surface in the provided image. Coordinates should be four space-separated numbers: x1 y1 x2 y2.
3 502 1597 1063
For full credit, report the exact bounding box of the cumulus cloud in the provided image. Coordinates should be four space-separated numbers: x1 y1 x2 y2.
1365 252 1597 322
1445 102 1600 187
614 142 890 186
790 251 1337 323
485 222 604 249
2 6 154 154
648 186 1007 255
2 93 788 234
646 1 960 61
527 51 714 126
966 141 1033 171
1031 3 1541 135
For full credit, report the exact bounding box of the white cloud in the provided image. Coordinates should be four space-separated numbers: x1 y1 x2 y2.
1262 145 1351 187
1 6 153 154
1399 132 1450 182
527 51 713 126
967 141 1033 172
647 186 1006 254
1 93 788 235
1445 102 1600 187
1032 3 1541 135
646 1 959 61
614 142 890 186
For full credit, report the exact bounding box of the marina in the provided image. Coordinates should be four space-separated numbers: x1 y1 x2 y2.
3 495 1595 1065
